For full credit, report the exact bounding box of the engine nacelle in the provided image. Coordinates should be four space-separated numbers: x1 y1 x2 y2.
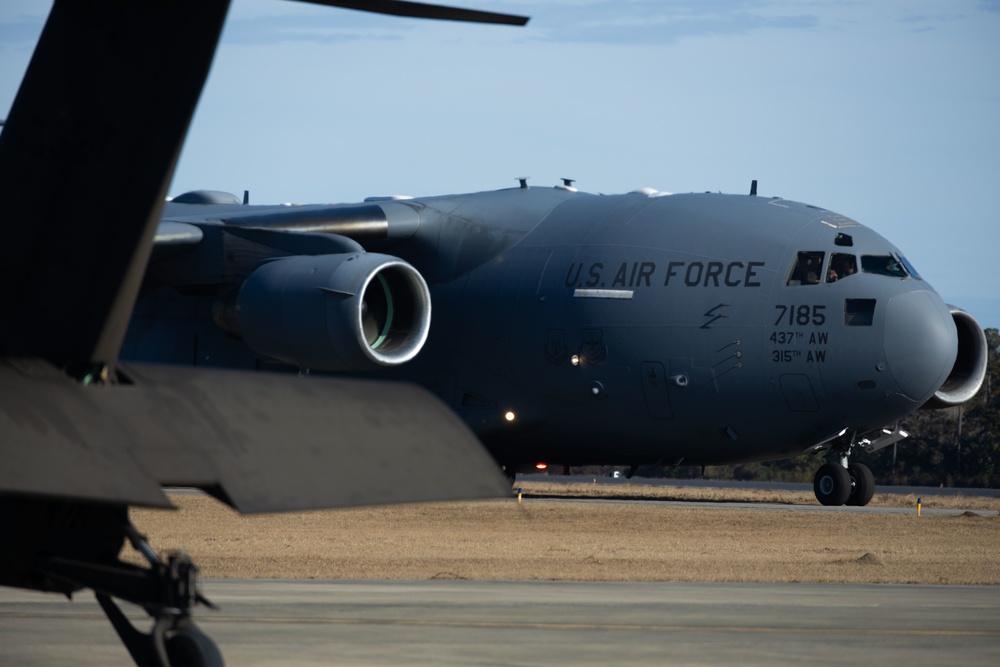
921 306 988 409
224 253 431 372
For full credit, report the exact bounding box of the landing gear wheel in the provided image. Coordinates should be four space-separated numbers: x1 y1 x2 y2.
166 626 224 667
846 462 875 507
814 463 850 506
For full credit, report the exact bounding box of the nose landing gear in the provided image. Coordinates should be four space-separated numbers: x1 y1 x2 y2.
812 429 886 507
813 461 875 506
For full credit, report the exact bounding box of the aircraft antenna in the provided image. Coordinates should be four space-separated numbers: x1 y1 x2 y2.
750 180 758 196
243 189 250 205
517 177 529 189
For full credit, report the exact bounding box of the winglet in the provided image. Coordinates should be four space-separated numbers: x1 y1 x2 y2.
0 0 232 373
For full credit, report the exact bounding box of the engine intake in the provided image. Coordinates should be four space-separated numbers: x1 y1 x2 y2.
921 306 988 409
222 253 431 372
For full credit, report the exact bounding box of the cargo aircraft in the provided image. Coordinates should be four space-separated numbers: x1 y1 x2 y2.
127 177 988 509
0 1 524 665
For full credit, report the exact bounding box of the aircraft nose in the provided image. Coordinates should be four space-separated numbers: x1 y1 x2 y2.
882 290 957 402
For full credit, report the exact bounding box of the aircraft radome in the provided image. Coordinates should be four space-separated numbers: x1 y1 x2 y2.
0 1 526 666
126 177 989 509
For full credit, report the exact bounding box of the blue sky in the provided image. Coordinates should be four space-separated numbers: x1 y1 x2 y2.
2 1 998 328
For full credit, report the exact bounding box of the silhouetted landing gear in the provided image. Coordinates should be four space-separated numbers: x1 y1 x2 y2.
102 526 222 667
38 521 222 667
97 591 222 667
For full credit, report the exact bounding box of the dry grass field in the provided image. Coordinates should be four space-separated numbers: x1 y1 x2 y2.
128 482 1000 586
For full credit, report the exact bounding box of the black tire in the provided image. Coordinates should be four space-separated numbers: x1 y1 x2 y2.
165 627 225 667
846 462 875 507
813 462 850 506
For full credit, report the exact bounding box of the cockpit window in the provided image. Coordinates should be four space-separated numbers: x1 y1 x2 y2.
826 253 858 283
898 254 921 279
787 251 825 285
861 255 908 278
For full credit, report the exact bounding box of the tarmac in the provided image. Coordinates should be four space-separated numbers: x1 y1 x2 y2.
2 579 998 666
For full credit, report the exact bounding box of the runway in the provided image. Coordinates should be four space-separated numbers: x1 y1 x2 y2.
2 580 998 666
517 473 1000 498
537 497 999 516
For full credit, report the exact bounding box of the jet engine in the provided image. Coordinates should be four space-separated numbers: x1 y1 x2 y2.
218 253 431 372
921 306 988 409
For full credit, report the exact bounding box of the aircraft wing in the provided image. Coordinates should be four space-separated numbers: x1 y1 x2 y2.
1 359 507 512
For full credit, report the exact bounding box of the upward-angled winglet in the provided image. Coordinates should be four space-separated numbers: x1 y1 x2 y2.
0 0 232 371
309 0 530 25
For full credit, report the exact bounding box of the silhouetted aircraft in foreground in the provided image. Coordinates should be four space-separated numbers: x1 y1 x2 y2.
0 1 525 665
128 176 987 509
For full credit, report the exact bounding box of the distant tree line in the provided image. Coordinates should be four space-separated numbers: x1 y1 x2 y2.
570 328 1000 489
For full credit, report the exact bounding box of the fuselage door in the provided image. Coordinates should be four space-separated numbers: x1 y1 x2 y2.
640 361 674 419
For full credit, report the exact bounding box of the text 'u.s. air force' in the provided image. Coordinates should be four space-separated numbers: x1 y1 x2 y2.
564 260 766 289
